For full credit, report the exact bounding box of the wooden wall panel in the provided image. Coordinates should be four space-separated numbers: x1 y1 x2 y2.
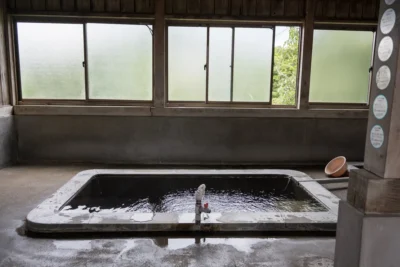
121 0 135 12
271 0 284 16
298 0 305 17
335 0 350 18
256 0 271 16
243 0 257 16
77 0 91 11
165 0 173 13
7 0 16 9
315 0 323 17
214 0 229 15
47 0 61 11
15 0 30 10
6 0 378 21
349 0 363 19
285 0 299 16
201 0 214 14
172 0 186 13
231 0 242 15
136 0 154 13
324 0 336 18
106 0 121 12
62 0 75 11
187 0 200 14
31 0 46 10
363 0 378 19
91 0 105 12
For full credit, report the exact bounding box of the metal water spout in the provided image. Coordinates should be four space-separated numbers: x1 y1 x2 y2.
195 184 211 224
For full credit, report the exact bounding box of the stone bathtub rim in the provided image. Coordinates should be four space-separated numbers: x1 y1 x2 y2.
26 169 340 233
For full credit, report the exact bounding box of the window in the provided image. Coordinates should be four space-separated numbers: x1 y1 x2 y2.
309 30 374 104
167 25 300 105
17 23 85 99
16 22 153 101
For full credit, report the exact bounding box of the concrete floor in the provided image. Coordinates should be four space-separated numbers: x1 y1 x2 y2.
0 164 347 267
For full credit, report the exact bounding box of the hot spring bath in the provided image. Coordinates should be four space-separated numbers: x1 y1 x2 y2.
26 169 339 234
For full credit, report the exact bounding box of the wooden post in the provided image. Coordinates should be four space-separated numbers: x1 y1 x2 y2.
364 0 400 179
153 0 166 108
298 0 315 110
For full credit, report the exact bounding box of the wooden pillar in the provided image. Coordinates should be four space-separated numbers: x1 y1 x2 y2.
298 0 315 110
153 0 166 108
364 0 400 179
335 2 400 265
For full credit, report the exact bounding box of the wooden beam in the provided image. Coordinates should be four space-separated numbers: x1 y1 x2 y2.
348 169 400 214
153 0 165 108
298 0 315 110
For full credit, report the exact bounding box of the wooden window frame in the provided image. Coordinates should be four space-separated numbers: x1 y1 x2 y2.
307 23 377 109
12 15 155 106
165 21 302 109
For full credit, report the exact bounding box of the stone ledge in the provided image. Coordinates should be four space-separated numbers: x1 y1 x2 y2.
348 169 400 214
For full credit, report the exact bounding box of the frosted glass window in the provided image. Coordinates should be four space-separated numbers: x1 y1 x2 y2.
233 28 273 102
168 27 207 101
87 24 153 100
17 23 85 99
310 30 373 103
208 27 232 102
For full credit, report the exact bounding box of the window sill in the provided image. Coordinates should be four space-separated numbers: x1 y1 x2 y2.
13 105 369 119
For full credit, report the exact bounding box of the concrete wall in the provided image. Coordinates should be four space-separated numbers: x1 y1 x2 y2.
15 115 368 165
0 112 15 168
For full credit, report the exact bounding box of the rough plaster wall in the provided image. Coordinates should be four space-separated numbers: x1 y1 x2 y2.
16 116 367 165
0 114 15 168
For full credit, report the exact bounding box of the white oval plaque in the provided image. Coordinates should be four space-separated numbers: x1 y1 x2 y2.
385 0 396 5
380 9 396 34
376 65 391 90
378 36 394 62
370 125 384 149
373 95 388 119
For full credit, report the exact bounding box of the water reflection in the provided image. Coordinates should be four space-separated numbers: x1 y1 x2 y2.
152 237 270 252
